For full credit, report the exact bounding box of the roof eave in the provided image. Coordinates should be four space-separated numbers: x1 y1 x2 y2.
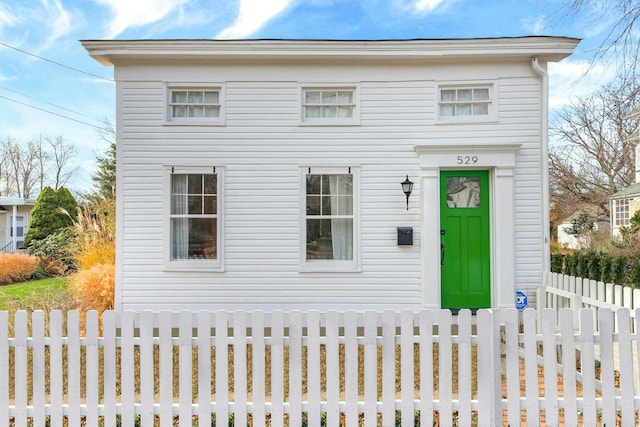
82 36 581 67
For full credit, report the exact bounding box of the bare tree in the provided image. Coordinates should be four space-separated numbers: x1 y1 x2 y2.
0 135 79 198
33 135 48 193
19 139 42 199
564 0 640 81
85 119 116 200
0 140 9 196
4 137 24 197
46 135 77 190
549 82 639 219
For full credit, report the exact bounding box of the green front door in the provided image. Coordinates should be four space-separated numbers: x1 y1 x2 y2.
439 170 491 309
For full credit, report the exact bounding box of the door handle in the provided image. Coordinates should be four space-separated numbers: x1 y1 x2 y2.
440 242 445 265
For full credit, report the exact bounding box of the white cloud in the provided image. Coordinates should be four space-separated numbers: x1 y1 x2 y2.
217 0 294 39
0 5 20 28
412 0 447 14
39 0 72 49
522 15 547 34
548 59 614 110
96 0 188 38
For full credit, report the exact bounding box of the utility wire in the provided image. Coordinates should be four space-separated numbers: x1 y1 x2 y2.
0 86 109 125
0 94 108 130
0 40 113 82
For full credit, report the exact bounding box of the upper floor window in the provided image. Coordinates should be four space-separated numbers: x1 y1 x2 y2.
168 87 223 124
613 198 631 226
165 166 224 270
301 87 358 124
438 85 493 120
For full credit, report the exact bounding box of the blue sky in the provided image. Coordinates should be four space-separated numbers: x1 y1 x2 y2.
0 0 618 194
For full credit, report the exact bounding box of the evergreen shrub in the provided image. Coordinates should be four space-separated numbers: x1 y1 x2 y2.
24 186 77 248
550 253 564 273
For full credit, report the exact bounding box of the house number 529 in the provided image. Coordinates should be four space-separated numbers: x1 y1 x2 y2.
457 155 479 165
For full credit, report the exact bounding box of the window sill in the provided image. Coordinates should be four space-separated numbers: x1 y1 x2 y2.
298 120 360 126
300 263 361 273
434 116 498 125
163 120 225 126
163 263 224 273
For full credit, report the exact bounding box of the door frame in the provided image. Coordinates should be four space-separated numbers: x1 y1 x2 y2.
415 143 521 309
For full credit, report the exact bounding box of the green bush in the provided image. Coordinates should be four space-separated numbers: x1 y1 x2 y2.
577 253 590 278
586 251 602 282
628 259 640 288
611 256 627 284
600 255 612 283
550 253 564 273
24 186 77 248
561 251 640 287
27 227 77 275
563 253 574 276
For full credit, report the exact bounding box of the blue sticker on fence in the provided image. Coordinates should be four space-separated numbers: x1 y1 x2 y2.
516 291 528 310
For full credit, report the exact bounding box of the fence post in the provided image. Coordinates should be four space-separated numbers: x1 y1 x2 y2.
0 312 8 425
536 273 546 329
477 309 501 426
570 287 582 330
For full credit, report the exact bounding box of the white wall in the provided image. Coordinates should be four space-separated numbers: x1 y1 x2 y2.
115 59 546 311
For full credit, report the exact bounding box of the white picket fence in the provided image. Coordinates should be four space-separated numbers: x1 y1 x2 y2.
1 308 640 427
537 271 640 326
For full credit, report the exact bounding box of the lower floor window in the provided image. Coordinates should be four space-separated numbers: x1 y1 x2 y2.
170 173 218 261
306 173 354 261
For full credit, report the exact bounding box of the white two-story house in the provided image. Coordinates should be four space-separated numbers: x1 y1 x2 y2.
83 37 579 312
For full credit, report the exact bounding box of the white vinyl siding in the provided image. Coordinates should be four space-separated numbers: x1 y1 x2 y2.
114 61 545 310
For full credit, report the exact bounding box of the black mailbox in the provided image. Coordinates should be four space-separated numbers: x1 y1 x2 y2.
397 227 413 245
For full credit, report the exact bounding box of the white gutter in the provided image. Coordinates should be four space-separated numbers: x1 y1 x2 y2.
531 56 551 272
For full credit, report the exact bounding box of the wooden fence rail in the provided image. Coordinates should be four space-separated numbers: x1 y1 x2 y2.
1 308 639 427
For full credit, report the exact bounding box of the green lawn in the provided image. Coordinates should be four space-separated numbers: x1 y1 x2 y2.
0 277 68 310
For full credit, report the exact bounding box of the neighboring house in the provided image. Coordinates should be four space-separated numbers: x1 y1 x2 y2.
610 183 640 238
557 208 609 249
610 107 640 238
83 36 579 312
0 197 36 252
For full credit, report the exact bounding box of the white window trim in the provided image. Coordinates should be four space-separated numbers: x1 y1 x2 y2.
164 83 226 126
163 165 225 272
435 81 497 124
299 166 361 273
298 84 361 126
613 197 631 227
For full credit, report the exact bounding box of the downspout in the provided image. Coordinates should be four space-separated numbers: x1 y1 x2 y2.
531 56 551 272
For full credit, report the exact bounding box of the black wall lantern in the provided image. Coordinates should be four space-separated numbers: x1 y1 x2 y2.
401 175 413 210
